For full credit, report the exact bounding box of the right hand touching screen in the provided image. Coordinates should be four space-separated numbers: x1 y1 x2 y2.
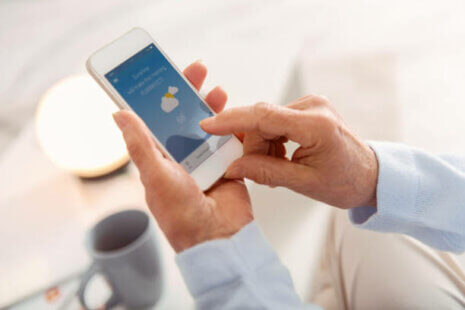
200 95 379 209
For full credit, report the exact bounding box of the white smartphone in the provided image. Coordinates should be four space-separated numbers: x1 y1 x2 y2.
86 27 243 190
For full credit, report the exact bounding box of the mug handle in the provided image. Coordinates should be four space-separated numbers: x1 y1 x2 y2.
78 263 120 310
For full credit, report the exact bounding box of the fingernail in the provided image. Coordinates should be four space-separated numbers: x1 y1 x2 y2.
199 116 215 128
113 112 127 130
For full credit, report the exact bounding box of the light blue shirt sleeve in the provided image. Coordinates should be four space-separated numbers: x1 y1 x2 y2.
349 141 465 253
176 221 320 309
176 141 465 308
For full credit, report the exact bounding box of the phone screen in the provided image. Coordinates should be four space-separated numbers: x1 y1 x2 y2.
105 44 231 173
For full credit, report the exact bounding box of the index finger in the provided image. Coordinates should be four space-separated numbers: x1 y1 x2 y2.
200 102 310 145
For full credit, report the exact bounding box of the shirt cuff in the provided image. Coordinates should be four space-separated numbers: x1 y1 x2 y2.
348 141 419 232
175 221 278 298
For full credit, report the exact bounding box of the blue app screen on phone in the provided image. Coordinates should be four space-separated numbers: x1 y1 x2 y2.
105 44 230 172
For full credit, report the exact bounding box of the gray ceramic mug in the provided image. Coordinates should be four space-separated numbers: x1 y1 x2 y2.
78 209 163 309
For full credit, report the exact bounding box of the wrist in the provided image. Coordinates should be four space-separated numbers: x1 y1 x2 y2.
363 145 379 208
172 224 251 253
169 207 253 253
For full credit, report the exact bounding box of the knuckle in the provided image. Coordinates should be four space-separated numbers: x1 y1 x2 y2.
312 113 337 132
253 102 277 130
318 95 330 104
256 166 274 186
301 94 317 102
306 94 330 106
289 95 330 111
140 166 165 193
254 101 274 116
291 96 315 110
127 143 143 161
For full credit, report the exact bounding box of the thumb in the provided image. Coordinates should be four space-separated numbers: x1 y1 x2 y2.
224 154 310 190
113 110 170 187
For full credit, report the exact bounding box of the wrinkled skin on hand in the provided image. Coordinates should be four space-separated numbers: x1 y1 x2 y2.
114 62 253 252
201 95 378 209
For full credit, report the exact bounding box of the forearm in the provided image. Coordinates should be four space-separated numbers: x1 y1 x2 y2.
349 141 465 253
176 221 320 310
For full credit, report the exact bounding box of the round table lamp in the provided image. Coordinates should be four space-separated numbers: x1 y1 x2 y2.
36 74 129 178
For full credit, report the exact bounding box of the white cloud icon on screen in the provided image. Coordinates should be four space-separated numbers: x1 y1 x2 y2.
161 86 179 113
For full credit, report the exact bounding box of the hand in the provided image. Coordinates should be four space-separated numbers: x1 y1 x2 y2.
200 96 378 209
113 61 253 252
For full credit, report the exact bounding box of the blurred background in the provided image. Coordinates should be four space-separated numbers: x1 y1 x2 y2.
1 0 465 308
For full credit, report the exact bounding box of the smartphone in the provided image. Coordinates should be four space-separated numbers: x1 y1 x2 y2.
86 28 243 190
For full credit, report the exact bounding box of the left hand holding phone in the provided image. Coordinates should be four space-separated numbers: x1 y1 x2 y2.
113 61 253 252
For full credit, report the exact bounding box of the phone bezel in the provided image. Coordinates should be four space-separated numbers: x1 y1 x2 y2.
86 27 243 190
